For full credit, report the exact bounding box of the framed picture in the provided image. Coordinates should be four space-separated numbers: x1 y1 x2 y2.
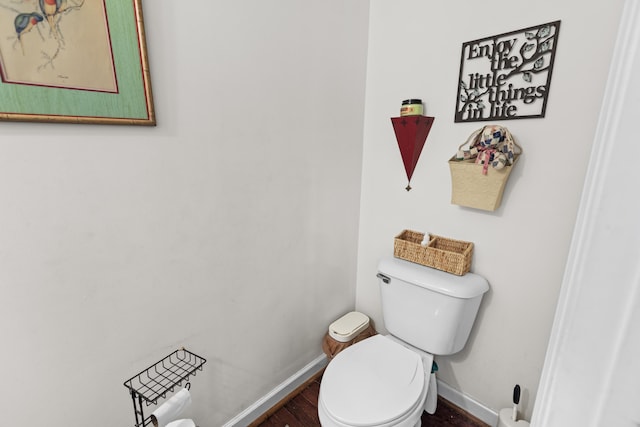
454 21 560 123
0 0 155 125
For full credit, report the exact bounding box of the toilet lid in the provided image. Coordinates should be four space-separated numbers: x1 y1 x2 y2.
321 335 426 426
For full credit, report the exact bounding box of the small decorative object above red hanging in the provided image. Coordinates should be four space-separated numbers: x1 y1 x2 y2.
391 115 435 191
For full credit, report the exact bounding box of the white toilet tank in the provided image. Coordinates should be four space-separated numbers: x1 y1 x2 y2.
377 257 489 355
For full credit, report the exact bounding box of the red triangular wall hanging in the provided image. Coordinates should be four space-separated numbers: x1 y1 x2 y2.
391 116 435 190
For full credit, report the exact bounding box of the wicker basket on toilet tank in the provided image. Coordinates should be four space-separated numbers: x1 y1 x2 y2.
393 230 473 276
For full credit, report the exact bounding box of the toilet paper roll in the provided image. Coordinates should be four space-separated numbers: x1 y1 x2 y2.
151 388 192 427
166 419 195 427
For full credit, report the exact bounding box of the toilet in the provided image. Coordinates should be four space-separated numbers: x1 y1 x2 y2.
318 257 489 427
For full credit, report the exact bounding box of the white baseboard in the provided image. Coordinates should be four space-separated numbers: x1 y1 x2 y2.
221 354 328 427
437 379 498 427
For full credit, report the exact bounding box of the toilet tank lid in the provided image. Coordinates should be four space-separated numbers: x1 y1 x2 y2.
378 257 489 298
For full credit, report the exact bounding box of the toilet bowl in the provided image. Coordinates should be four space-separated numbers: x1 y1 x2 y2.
318 334 433 427
318 257 489 427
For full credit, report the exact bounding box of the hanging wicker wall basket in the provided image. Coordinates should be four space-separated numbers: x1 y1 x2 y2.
448 126 522 211
449 154 520 211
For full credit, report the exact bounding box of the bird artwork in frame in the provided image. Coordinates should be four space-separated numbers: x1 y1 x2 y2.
7 1 117 93
0 0 155 125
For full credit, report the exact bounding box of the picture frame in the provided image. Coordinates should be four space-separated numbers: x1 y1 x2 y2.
0 0 155 126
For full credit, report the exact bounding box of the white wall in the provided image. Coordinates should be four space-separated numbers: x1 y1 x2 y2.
357 0 624 420
0 2 369 426
534 2 640 424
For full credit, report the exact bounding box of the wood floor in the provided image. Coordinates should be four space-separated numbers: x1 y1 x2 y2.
252 374 490 427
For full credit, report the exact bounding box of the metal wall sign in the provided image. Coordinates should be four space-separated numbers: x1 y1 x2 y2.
454 21 561 123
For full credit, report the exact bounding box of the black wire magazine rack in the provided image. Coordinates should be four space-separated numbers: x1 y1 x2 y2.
124 348 206 427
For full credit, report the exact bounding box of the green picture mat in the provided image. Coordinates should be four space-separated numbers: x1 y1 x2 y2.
0 1 150 121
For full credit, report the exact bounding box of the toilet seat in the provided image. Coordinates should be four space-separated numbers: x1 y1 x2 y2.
319 335 431 427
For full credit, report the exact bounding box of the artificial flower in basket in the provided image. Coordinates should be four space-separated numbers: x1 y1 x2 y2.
455 125 521 174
